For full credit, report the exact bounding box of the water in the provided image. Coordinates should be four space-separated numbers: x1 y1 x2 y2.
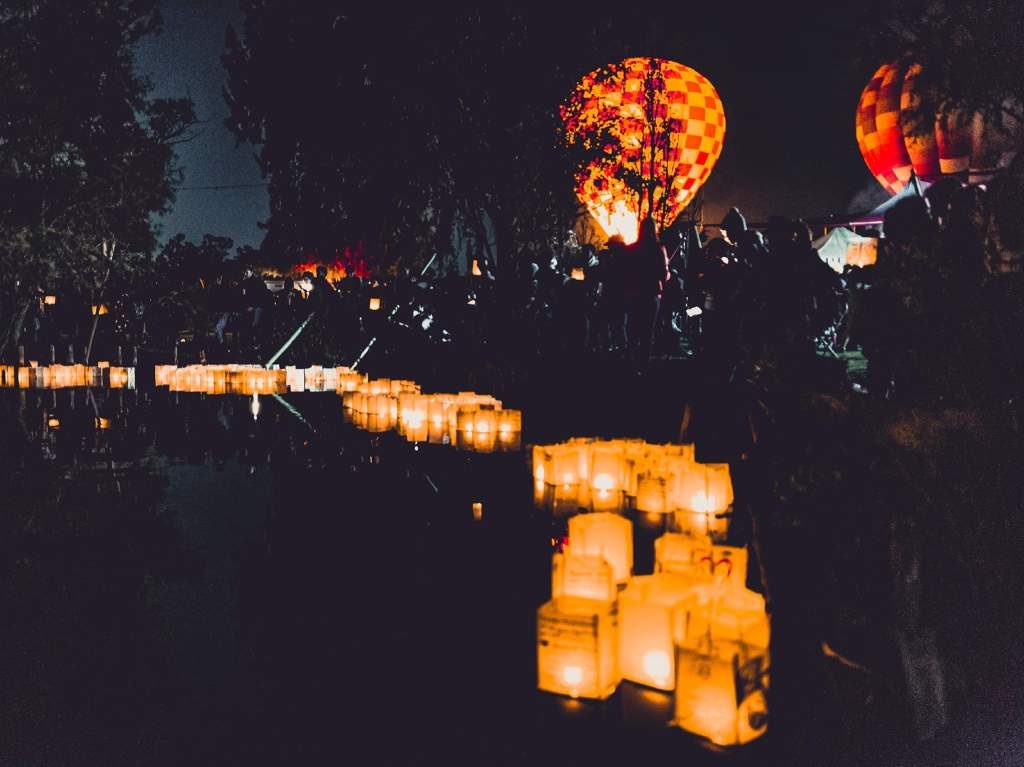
3 375 754 765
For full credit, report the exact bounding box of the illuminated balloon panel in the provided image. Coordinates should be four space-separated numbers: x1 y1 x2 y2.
856 61 1020 195
563 57 726 244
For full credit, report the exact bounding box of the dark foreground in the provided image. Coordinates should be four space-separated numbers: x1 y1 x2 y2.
2 357 1023 766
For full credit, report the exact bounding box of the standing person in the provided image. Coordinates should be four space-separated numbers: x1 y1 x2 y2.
596 235 628 353
624 216 670 373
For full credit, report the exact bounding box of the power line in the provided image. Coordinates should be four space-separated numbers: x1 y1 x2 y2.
177 182 269 191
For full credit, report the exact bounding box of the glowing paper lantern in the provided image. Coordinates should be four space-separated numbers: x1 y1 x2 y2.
856 62 1021 194
537 597 619 700
368 296 382 311
570 266 585 281
674 462 733 539
618 573 693 690
654 533 700 576
568 512 633 584
551 552 616 604
674 588 770 746
43 295 57 305
48 417 60 428
562 57 726 243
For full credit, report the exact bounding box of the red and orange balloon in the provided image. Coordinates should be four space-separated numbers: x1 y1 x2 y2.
562 57 725 244
856 62 1019 195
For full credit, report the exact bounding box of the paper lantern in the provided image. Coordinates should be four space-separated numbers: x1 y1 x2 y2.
551 552 616 604
17 367 30 388
692 543 749 592
537 596 619 700
618 573 695 690
369 296 382 311
0 365 13 386
589 446 629 512
471 259 483 276
636 474 668 514
43 295 57 305
90 304 109 316
570 267 585 281
562 57 726 243
472 502 483 522
674 463 733 539
674 588 770 746
568 512 633 584
48 417 60 428
95 417 110 430
654 533 700 576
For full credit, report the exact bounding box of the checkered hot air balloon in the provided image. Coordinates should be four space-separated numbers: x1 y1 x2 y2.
856 62 1020 195
562 57 726 244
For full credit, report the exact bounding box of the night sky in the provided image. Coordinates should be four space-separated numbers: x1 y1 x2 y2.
137 0 889 250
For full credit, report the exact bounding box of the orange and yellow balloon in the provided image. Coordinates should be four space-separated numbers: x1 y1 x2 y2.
562 57 726 244
856 61 1019 195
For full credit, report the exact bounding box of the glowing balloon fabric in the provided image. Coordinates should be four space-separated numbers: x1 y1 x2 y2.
856 62 1018 195
562 57 726 244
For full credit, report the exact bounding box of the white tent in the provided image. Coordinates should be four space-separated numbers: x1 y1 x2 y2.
813 227 879 273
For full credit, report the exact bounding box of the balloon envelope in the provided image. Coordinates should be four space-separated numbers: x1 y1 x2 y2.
856 61 1020 195
562 57 726 243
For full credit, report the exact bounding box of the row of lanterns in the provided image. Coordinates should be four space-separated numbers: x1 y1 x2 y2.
532 438 733 537
152 364 524 452
533 442 769 747
0 362 134 390
153 364 366 395
341 380 523 452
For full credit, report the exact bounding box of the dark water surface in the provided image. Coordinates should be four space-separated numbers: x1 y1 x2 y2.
5 364 767 766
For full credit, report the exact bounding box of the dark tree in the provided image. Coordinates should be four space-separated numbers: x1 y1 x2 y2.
223 4 659 274
0 0 195 357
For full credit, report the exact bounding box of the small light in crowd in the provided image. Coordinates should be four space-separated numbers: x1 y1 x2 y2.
472 501 483 521
685 306 702 317
471 259 482 276
95 417 110 430
47 417 60 428
91 304 109 316
251 392 261 421
570 266 585 281
43 295 57 305
720 256 730 265
369 296 382 311
466 297 477 306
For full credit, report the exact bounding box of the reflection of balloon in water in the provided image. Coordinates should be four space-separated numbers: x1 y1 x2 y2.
856 61 1021 195
562 57 726 244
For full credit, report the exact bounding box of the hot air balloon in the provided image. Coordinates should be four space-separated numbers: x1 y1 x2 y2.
562 57 726 244
856 61 1020 195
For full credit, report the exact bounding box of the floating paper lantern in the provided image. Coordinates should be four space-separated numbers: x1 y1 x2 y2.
618 573 694 690
674 588 770 746
537 596 619 700
568 512 633 584
562 57 726 243
551 552 616 604
654 533 700 576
